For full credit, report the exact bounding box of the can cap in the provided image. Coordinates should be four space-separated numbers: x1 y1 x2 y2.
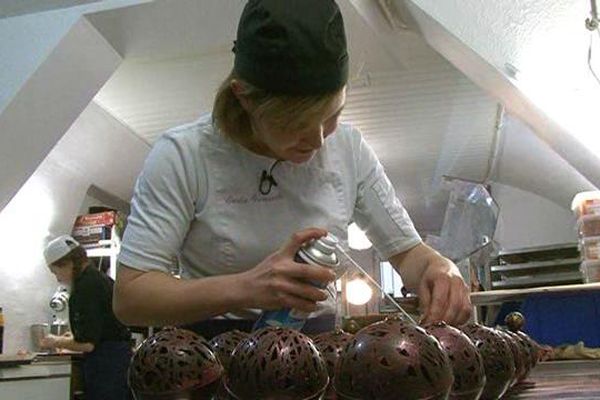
301 233 339 267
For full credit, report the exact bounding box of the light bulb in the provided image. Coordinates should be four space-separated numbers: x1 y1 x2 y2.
348 223 372 250
346 278 373 305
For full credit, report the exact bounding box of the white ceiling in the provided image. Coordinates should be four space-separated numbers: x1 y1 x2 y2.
85 0 599 234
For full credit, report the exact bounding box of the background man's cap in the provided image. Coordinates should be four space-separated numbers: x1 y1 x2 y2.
233 0 349 95
44 235 80 265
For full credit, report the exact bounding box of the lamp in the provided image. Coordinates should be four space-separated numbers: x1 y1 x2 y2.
346 275 373 306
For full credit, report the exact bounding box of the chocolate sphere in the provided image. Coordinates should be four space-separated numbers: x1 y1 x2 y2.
496 329 525 387
313 329 353 378
208 330 249 371
128 327 223 400
225 327 329 400
334 316 453 400
461 324 515 400
503 330 533 382
424 322 486 400
516 331 540 370
505 312 525 332
313 329 354 400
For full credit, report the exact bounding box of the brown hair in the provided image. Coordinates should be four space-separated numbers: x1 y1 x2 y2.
51 246 89 280
212 70 342 143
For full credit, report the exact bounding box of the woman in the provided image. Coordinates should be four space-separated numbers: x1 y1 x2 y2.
42 235 131 400
114 0 471 338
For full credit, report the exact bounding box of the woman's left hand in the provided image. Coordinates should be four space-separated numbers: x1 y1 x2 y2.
418 257 472 326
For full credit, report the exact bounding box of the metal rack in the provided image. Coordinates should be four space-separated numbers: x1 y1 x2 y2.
485 243 582 290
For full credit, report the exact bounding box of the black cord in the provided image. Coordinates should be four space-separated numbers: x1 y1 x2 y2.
259 160 282 195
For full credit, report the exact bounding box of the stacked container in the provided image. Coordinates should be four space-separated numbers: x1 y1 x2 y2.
572 191 600 283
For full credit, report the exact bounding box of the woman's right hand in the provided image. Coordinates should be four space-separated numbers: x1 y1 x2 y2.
239 227 336 313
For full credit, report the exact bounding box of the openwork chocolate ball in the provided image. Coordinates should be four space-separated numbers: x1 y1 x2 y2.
502 329 533 382
496 329 526 387
225 327 329 400
461 324 516 400
505 311 525 332
313 329 353 378
334 316 453 400
313 329 354 400
128 327 224 400
516 331 540 370
424 322 486 400
208 330 249 371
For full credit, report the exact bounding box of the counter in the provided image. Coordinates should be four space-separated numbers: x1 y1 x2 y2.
0 353 82 400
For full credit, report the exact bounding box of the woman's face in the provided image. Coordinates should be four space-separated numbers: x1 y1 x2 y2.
48 260 74 285
249 88 346 164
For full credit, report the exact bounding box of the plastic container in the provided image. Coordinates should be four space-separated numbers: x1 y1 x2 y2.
571 191 600 218
580 236 600 260
577 214 600 237
581 260 600 283
30 323 49 352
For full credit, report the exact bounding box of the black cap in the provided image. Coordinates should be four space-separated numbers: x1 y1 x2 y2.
233 0 348 95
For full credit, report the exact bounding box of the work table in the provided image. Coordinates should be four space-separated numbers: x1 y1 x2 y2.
0 353 83 400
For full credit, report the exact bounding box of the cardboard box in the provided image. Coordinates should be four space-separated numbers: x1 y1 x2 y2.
73 211 118 228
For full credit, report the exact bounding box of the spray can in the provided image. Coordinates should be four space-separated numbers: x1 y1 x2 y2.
253 233 340 331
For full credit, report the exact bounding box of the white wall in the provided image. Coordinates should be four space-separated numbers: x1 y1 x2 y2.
493 183 578 250
0 102 149 354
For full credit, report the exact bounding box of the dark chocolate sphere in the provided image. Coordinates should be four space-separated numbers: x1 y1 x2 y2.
225 327 329 400
503 329 533 382
424 322 486 400
460 324 515 400
128 327 223 400
313 329 354 378
334 316 453 400
516 331 540 370
208 330 249 371
313 329 354 400
505 311 525 332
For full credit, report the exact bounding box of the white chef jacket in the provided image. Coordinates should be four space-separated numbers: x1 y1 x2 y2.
119 113 421 319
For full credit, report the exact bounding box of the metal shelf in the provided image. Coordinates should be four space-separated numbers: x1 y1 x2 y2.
495 242 579 264
491 272 583 289
486 242 582 291
490 257 582 272
498 242 579 256
471 282 600 306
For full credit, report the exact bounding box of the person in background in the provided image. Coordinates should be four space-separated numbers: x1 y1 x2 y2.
41 235 131 400
113 0 472 338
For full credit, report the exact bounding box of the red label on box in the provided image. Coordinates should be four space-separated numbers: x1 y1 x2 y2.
73 211 116 228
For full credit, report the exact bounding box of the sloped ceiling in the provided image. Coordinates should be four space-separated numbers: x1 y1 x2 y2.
396 0 600 190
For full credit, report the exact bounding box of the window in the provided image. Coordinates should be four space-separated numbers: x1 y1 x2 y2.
380 261 404 297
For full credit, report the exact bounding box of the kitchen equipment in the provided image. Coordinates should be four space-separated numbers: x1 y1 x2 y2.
49 286 69 325
30 323 50 352
50 322 69 336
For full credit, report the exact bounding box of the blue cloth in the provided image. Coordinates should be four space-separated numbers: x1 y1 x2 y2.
520 292 600 347
83 341 132 400
184 314 336 339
